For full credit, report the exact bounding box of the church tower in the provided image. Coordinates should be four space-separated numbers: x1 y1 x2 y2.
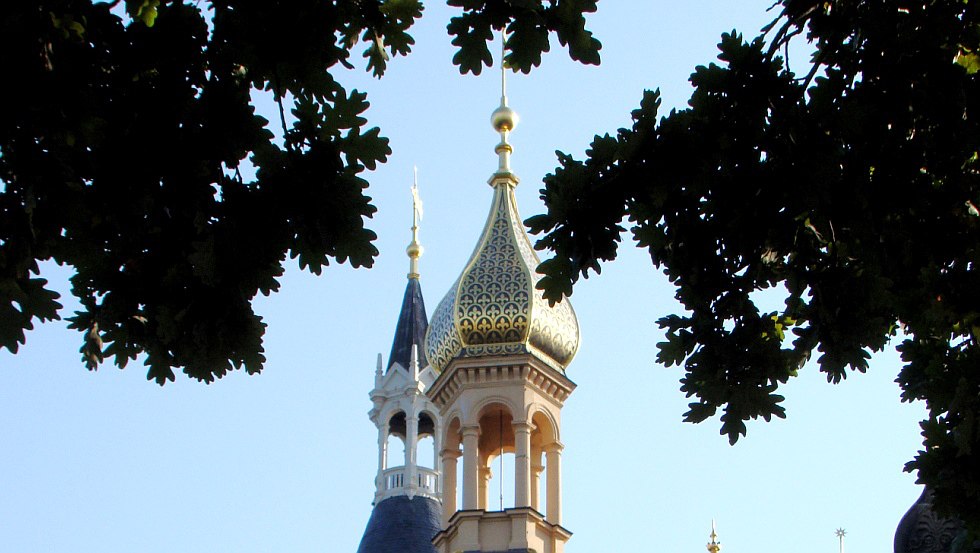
424 60 580 553
356 181 443 553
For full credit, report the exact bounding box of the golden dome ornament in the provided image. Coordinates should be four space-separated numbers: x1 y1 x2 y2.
424 33 580 374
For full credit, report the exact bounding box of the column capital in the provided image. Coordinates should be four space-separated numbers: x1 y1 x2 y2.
543 441 564 454
441 447 462 460
511 420 533 433
461 424 481 438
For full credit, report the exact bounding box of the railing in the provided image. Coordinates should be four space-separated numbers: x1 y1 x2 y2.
380 466 440 500
415 467 438 493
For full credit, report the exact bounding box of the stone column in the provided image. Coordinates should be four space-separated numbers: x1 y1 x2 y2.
440 448 460 525
545 442 563 524
531 454 544 512
479 464 492 510
513 421 532 507
461 425 481 510
376 423 388 499
433 421 443 496
405 414 419 496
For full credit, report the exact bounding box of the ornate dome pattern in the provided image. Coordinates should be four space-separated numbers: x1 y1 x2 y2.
426 273 464 372
424 182 579 373
894 489 966 553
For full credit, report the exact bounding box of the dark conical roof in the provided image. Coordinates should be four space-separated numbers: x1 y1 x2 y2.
388 278 428 372
356 496 440 553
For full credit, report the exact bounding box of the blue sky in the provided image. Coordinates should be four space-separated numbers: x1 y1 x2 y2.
0 2 926 552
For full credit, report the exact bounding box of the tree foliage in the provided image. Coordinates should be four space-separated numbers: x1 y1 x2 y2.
530 0 980 533
0 0 599 383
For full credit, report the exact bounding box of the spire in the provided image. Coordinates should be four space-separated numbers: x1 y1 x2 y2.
407 166 423 280
490 31 519 183
706 520 722 553
388 173 429 372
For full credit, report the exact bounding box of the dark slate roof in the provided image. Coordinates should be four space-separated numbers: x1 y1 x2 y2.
387 278 428 372
356 496 441 553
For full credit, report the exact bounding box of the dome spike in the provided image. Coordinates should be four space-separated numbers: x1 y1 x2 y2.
490 29 519 181
500 29 507 100
407 167 423 280
707 520 722 553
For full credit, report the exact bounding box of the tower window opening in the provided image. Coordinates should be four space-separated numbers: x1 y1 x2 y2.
485 452 516 511
385 434 405 470
417 435 435 469
388 411 407 438
417 411 437 469
477 406 515 511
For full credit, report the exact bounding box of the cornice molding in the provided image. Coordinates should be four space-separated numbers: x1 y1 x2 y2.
426 353 576 412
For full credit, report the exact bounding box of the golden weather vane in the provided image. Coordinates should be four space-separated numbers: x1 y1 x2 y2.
407 166 423 280
706 520 722 553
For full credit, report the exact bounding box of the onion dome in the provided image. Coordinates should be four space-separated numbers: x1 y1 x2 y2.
423 85 580 374
894 488 968 553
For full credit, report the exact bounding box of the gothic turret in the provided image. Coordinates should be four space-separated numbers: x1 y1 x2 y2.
357 179 442 553
387 171 429 373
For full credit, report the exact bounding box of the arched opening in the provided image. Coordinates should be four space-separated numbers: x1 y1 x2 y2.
414 411 438 496
530 408 561 524
441 417 463 524
417 412 436 469
485 451 516 511
385 434 405 469
384 411 407 470
477 404 515 511
381 411 407 494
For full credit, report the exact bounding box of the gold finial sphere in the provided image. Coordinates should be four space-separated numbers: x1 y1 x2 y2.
407 240 423 259
491 105 518 133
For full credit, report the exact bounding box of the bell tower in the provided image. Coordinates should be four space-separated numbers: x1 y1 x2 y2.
424 45 580 553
